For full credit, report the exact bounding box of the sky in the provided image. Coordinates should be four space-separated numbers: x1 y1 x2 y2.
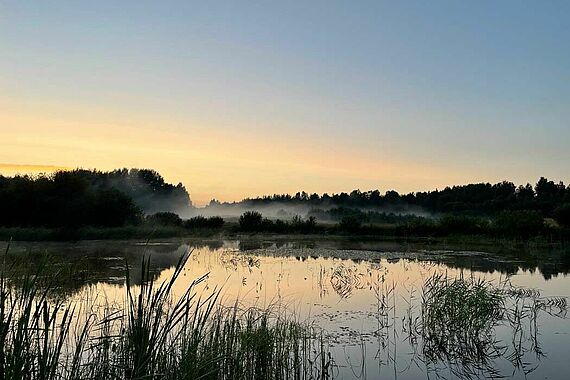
1 1 569 205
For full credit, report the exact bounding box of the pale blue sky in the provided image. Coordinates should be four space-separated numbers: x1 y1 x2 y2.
1 1 569 203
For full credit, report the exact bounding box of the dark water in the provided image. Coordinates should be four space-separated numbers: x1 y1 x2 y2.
3 238 570 379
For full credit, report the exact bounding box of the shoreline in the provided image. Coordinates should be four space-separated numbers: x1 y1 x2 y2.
1 227 567 253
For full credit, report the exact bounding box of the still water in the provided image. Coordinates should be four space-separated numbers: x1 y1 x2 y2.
5 238 570 379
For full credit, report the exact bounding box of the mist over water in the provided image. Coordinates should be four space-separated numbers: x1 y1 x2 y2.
186 201 432 221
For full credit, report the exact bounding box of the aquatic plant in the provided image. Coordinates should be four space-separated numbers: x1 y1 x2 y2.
419 274 505 378
0 247 334 380
361 268 568 379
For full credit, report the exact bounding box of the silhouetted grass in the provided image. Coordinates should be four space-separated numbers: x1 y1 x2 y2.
0 248 334 379
420 273 505 374
367 270 568 379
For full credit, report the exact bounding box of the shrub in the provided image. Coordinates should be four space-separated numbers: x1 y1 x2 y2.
553 203 570 228
184 216 225 229
339 215 362 233
272 219 289 233
493 210 544 237
146 212 183 226
260 217 275 231
239 211 263 231
399 217 438 236
437 214 487 235
291 215 317 233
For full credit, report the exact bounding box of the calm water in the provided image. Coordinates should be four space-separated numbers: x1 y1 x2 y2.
4 238 570 379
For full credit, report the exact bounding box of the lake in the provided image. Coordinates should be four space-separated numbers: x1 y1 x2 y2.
3 238 569 379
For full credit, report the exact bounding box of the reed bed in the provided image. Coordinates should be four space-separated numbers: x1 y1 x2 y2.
0 248 334 380
364 265 568 379
419 274 507 378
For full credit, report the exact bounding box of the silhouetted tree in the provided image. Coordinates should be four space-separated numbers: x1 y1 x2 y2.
494 210 544 237
239 211 263 231
146 212 183 226
0 172 142 228
183 216 225 229
339 215 362 233
438 214 487 235
222 177 568 221
554 204 570 228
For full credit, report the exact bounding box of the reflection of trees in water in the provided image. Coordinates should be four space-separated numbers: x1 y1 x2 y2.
409 250 570 281
1 240 236 298
234 237 570 280
238 238 570 280
238 239 316 252
3 238 570 301
1 243 189 298
435 247 570 280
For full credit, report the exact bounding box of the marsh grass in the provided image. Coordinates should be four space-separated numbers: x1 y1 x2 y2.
363 265 569 379
412 273 567 378
419 274 506 378
421 273 504 351
0 247 334 380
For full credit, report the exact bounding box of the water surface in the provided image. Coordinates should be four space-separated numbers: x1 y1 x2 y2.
4 238 570 379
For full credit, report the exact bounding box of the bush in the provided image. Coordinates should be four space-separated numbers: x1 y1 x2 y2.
239 211 263 231
399 217 438 236
493 210 544 237
146 212 183 226
261 217 275 231
272 219 289 233
183 216 225 229
291 215 317 233
437 214 487 235
553 203 570 228
339 215 362 233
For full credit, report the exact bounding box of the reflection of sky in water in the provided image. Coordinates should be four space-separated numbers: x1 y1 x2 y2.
6 240 570 379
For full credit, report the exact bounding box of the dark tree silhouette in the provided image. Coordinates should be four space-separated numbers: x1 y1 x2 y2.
216 177 570 219
0 168 192 228
183 216 225 229
0 172 141 228
146 212 183 226
239 211 263 231
554 204 570 228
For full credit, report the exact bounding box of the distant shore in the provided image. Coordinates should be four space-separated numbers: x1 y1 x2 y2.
1 225 568 250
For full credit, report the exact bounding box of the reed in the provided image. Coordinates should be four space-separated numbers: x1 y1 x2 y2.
0 248 334 380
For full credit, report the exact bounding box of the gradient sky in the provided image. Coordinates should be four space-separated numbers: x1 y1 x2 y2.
1 1 569 205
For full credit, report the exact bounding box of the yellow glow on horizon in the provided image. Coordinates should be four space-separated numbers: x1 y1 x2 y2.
0 100 472 205
0 163 70 177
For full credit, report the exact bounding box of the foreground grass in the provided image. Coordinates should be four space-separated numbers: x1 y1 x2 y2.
0 248 334 380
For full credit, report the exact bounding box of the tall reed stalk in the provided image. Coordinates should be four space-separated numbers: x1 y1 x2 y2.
0 248 334 380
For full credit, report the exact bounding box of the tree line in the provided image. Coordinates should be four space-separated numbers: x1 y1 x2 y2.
1 169 569 237
214 177 570 219
0 169 191 228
